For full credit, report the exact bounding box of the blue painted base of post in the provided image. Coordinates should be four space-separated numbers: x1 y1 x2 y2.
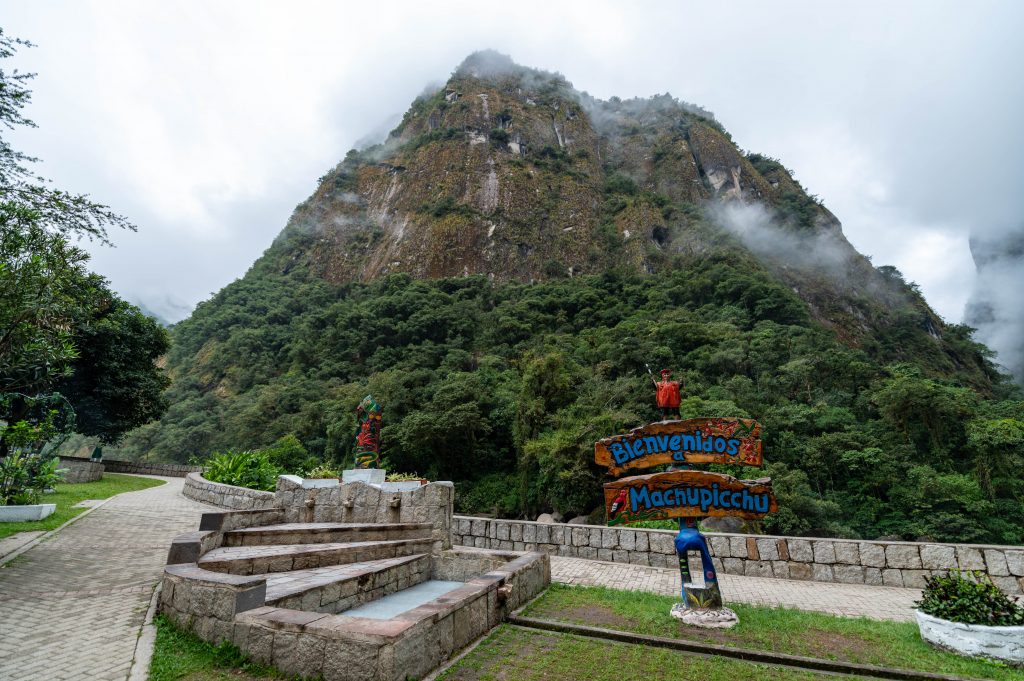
670 519 738 628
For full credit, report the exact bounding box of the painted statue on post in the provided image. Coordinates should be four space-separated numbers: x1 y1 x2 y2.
595 370 775 628
354 394 382 469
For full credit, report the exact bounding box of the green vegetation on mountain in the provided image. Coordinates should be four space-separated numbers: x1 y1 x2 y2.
120 51 1022 544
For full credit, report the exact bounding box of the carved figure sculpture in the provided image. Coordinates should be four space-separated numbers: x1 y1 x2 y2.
655 369 681 419
354 395 382 469
674 518 722 609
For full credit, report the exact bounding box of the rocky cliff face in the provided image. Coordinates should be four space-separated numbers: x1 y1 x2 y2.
261 51 949 352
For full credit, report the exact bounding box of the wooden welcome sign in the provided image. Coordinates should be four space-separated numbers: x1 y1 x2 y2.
595 418 763 476
604 470 777 526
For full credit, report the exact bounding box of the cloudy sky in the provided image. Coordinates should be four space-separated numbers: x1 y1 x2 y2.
5 1 1023 329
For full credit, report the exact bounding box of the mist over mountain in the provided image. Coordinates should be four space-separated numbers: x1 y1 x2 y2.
965 229 1024 386
121 53 1022 544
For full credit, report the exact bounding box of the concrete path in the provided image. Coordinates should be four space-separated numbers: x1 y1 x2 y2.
0 476 216 681
552 556 922 621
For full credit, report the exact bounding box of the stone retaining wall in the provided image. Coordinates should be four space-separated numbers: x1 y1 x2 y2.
58 456 103 483
183 472 277 510
453 516 1024 595
58 455 202 478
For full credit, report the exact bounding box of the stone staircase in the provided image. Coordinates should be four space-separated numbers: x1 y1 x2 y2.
161 479 551 681
197 523 434 588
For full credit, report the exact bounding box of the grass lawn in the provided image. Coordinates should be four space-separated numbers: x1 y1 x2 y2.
438 625 831 680
0 473 165 541
150 615 290 681
521 583 1024 680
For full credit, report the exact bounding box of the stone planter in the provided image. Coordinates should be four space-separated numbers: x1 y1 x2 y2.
916 610 1024 666
382 479 429 492
0 503 56 522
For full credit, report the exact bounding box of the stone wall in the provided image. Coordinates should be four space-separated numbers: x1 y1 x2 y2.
58 456 103 483
453 516 1024 595
276 477 455 550
58 455 202 478
183 472 278 510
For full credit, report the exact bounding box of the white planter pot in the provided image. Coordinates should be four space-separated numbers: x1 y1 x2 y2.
917 610 1024 666
0 503 56 522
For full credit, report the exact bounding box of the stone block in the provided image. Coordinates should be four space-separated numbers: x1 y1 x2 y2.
321 638 379 681
1006 550 1024 577
535 524 550 544
776 539 790 561
601 529 618 549
859 543 886 568
746 537 760 561
511 524 523 542
571 528 589 547
496 523 510 541
956 546 985 570
246 625 275 665
813 541 836 564
292 634 327 679
991 576 1018 594
597 548 613 561
619 530 636 552
920 544 957 570
729 536 748 559
864 567 883 586
630 552 650 566
788 539 812 563
812 564 833 582
589 528 603 547
833 565 866 584
789 562 813 580
709 536 730 558
756 538 779 561
744 560 773 578
649 533 675 555
984 550 1010 576
722 558 744 574
523 524 537 543
579 546 597 560
882 569 904 587
635 531 649 552
902 570 929 589
771 561 790 579
885 544 922 569
834 542 859 565
613 550 628 563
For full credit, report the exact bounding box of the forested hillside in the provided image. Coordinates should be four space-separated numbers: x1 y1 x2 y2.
120 52 1023 545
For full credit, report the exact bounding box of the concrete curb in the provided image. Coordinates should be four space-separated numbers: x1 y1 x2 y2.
128 582 162 681
509 615 987 681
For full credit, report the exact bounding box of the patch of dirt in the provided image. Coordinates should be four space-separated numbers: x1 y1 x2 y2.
548 604 637 631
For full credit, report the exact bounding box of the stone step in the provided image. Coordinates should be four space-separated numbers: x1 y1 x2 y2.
198 538 435 575
222 522 432 547
263 554 431 613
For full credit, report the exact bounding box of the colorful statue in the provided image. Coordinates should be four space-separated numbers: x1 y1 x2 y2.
655 369 681 419
353 395 382 469
674 518 723 610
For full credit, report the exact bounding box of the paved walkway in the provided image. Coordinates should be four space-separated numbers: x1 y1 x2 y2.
552 556 922 621
0 476 215 681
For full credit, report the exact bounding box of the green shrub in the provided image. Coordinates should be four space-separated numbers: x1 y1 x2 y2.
0 451 66 505
386 471 424 482
304 463 339 479
261 434 315 474
204 450 281 492
916 569 1024 626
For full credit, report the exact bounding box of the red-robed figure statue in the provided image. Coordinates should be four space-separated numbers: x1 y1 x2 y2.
655 369 681 420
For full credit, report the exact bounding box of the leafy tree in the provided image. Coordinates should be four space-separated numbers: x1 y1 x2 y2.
1 30 132 244
1 30 168 454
